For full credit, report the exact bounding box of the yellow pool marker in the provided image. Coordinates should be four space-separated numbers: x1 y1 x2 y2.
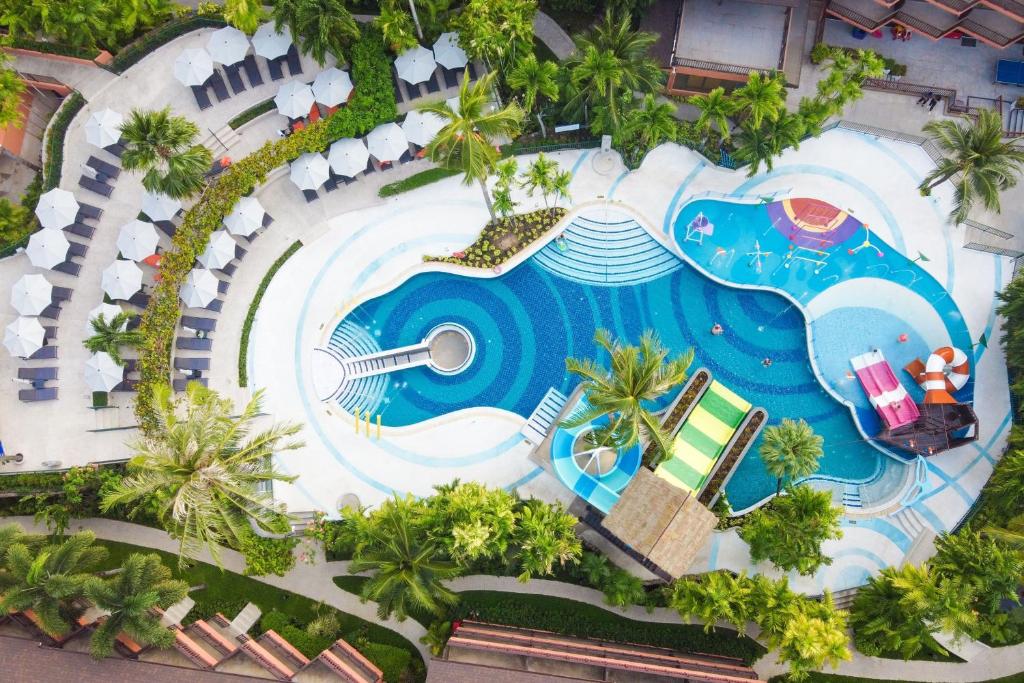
365 411 370 435
376 414 381 440
354 408 361 434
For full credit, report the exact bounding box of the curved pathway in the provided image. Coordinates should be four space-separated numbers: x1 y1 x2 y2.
534 11 576 59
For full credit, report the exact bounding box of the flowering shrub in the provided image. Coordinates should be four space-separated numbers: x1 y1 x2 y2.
424 207 565 269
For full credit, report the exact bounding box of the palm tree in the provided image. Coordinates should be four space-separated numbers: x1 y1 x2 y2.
668 570 754 634
748 573 795 639
375 0 418 53
602 569 646 609
731 71 786 129
919 109 1024 224
271 0 360 66
347 495 461 621
982 514 1024 548
513 499 582 582
574 10 662 95
119 108 212 199
739 484 842 575
772 594 851 680
84 312 143 366
100 384 303 566
759 418 823 494
420 71 524 220
688 87 735 143
224 0 266 34
0 531 107 637
564 329 693 464
84 553 189 660
571 47 626 134
579 552 611 586
733 113 804 178
623 94 678 154
891 563 979 643
507 54 559 115
551 170 572 208
520 153 558 208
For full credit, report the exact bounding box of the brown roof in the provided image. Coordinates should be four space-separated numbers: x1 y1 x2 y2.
602 468 717 578
426 658 598 683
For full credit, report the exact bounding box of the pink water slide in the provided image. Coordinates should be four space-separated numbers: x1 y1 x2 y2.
850 350 920 430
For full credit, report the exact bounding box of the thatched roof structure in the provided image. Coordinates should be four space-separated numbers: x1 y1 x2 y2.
602 468 717 578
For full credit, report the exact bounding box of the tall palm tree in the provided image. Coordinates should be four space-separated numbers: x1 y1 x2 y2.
84 553 189 660
520 153 558 208
224 0 266 34
84 312 143 366
100 384 303 566
507 54 559 115
571 46 626 134
513 499 582 582
420 71 524 220
119 108 212 199
731 71 785 129
733 113 804 178
759 418 824 494
574 10 663 95
891 563 979 642
0 531 107 637
564 329 693 464
688 87 735 143
347 495 461 621
271 0 360 66
919 109 1024 224
551 170 572 208
623 94 678 153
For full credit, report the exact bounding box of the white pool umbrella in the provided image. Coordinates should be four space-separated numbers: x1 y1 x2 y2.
198 229 237 269
253 22 292 60
174 48 214 87
84 352 123 392
446 95 460 115
366 122 409 162
290 152 329 190
181 268 219 308
85 303 123 336
35 188 80 229
141 190 181 223
312 68 354 106
4 317 45 357
101 260 143 301
11 273 53 316
84 108 124 148
26 229 70 269
402 109 445 147
207 25 249 65
275 80 315 119
116 219 159 261
433 32 468 70
328 138 369 177
224 196 266 236
395 45 437 85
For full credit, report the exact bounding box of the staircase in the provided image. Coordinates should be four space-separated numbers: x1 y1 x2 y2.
202 124 240 155
892 506 929 540
842 484 863 509
1008 107 1024 137
521 387 569 445
327 321 390 416
829 587 860 611
533 212 682 286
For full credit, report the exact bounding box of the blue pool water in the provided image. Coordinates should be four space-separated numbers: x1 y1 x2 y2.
330 202 972 510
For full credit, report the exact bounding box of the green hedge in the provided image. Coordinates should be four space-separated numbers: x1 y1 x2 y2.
136 26 396 429
44 91 86 190
453 591 766 664
7 38 98 60
361 643 412 683
238 240 302 387
378 167 460 197
108 15 227 73
229 99 277 130
333 575 370 595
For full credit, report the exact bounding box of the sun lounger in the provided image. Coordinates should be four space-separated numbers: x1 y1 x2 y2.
78 175 113 197
209 71 230 101
18 367 58 381
234 245 247 261
181 315 217 332
112 379 139 392
205 298 224 312
224 63 247 94
303 188 319 202
468 62 478 80
68 241 88 258
443 67 459 89
53 261 81 277
43 325 57 341
15 609 76 643
215 263 237 277
391 75 405 103
39 304 61 320
126 315 142 331
262 213 274 228
364 158 376 174
243 54 264 86
191 85 213 111
127 291 151 308
65 222 95 239
173 377 209 391
52 286 73 302
177 337 213 351
285 44 302 76
172 628 218 670
76 202 104 221
402 81 420 101
174 357 210 371
425 72 440 93
87 155 120 178
217 280 229 295
103 142 126 159
19 387 58 402
324 172 339 192
122 358 138 373
267 56 285 81
156 220 177 238
398 149 413 164
28 345 58 360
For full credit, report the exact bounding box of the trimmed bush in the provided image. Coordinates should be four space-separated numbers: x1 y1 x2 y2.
44 92 86 190
237 531 298 577
424 208 565 269
361 642 412 683
7 38 99 60
238 241 302 386
378 167 460 197
229 99 277 130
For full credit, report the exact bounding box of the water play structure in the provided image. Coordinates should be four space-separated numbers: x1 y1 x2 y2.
904 347 971 404
851 350 920 430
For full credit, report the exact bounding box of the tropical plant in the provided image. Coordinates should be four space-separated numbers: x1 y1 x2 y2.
84 553 188 659
0 0 172 52
507 54 559 114
423 481 518 563
668 570 754 634
748 573 796 639
579 551 611 586
101 384 303 566
420 620 452 656
601 568 646 609
83 312 143 366
730 71 786 129
520 153 559 208
513 499 582 582
759 418 824 494
270 0 361 65
919 108 1024 224
769 591 850 681
564 329 693 463
688 86 735 143
850 565 939 659
419 71 525 219
739 484 842 575
0 531 107 637
375 0 419 53
620 93 677 166
551 169 572 208
224 0 266 34
453 0 537 76
894 563 979 644
347 495 461 621
733 112 805 178
0 53 26 130
119 108 213 199
0 197 31 247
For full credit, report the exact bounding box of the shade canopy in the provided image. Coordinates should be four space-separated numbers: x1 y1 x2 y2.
401 109 445 147
197 229 237 269
35 188 80 229
224 196 266 237
366 122 409 162
207 25 249 65
181 268 219 308
101 260 143 300
289 152 330 190
11 273 53 316
4 317 45 357
432 32 468 70
84 108 124 148
141 190 181 223
446 95 460 115
312 68 354 106
84 352 123 392
253 22 292 60
26 229 70 269
328 138 370 177
394 45 437 84
116 219 160 261
174 48 214 86
85 303 123 336
275 80 315 119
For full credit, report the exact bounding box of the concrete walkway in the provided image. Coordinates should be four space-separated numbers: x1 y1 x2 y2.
534 11 576 60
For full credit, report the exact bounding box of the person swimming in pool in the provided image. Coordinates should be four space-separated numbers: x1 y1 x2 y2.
762 357 772 368
711 323 724 335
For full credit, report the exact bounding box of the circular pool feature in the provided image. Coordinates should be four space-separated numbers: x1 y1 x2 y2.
571 427 620 475
425 323 475 375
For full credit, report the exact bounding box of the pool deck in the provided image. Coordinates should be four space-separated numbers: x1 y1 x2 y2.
252 129 1012 593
